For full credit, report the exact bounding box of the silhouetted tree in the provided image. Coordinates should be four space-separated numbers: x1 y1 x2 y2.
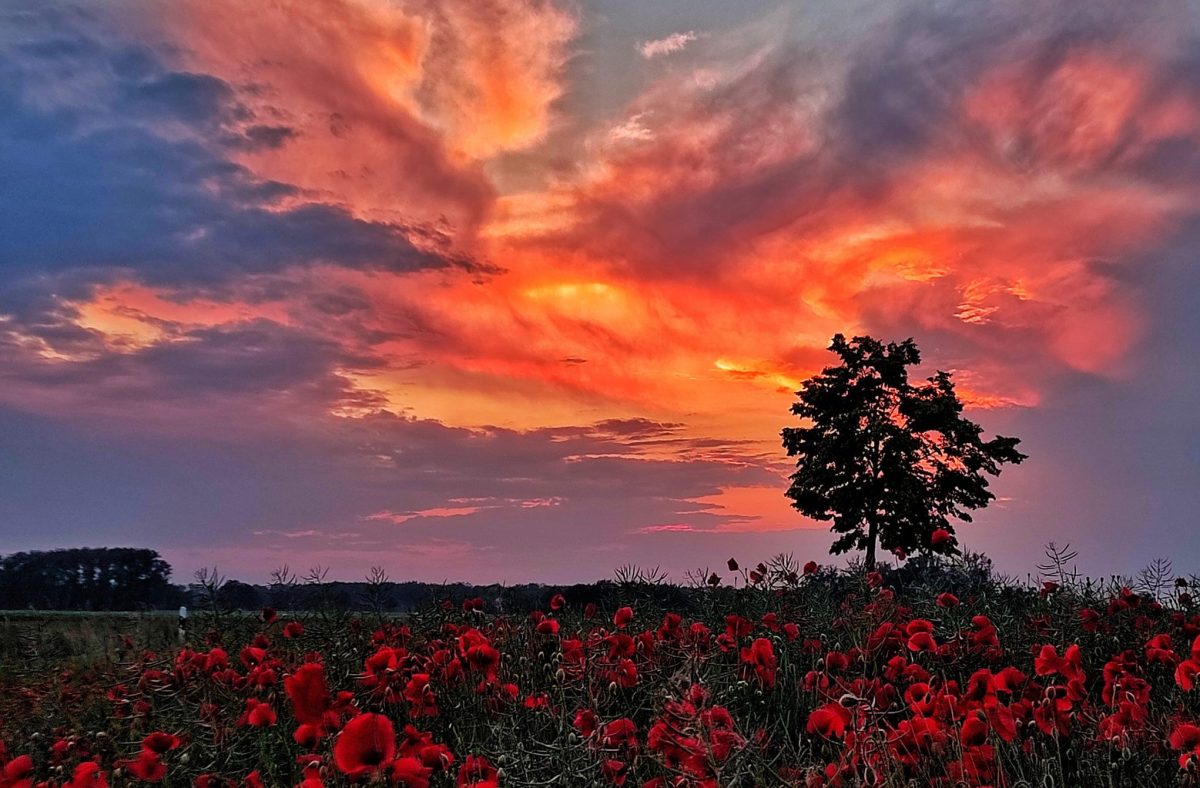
216 579 263 611
0 547 179 609
781 335 1026 570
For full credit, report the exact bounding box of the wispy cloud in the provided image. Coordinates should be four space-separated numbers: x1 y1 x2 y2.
639 31 697 59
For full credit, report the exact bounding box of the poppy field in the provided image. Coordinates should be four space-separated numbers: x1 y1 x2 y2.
3 555 1200 787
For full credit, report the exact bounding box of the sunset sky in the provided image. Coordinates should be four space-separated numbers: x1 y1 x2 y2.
2 0 1199 583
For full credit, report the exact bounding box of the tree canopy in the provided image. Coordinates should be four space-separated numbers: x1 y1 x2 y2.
0 547 179 610
781 334 1026 569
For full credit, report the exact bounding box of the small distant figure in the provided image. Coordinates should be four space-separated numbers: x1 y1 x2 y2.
177 605 188 643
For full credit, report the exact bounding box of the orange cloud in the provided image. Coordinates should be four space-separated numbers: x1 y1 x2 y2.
34 0 1200 464
145 0 576 238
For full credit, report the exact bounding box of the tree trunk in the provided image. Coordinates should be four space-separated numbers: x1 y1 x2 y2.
864 518 878 571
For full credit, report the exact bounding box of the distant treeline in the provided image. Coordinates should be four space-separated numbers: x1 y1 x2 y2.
0 547 697 613
0 547 179 610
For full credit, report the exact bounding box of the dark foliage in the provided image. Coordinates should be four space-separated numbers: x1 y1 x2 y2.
782 334 1026 569
0 547 181 610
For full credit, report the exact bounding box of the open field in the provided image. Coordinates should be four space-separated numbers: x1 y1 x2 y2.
2 557 1200 786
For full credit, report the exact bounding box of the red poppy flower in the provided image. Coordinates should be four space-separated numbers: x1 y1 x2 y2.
807 703 851 739
740 638 778 689
286 662 330 726
242 698 277 728
1169 723 1200 769
907 632 937 652
1177 659 1200 691
297 764 324 788
456 755 499 788
3 755 34 784
141 733 181 754
574 708 598 737
612 658 638 688
334 713 397 779
931 528 953 546
124 750 166 782
67 761 107 788
283 621 305 639
294 724 323 750
613 607 634 628
549 594 566 611
601 718 639 751
960 714 989 747
389 756 432 788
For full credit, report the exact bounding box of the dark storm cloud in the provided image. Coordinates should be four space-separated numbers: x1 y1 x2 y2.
0 30 487 292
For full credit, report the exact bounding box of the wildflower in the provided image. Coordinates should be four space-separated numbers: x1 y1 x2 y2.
1169 723 1200 770
1177 659 1200 691
601 718 639 753
611 659 638 688
123 750 166 782
807 703 851 739
456 755 499 788
574 708 598 738
241 698 277 728
931 528 953 547
2 756 34 785
960 713 989 747
142 733 181 754
334 713 396 779
613 607 634 629
906 620 937 653
67 761 108 788
285 662 330 727
294 724 322 750
389 756 432 788
740 638 778 689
